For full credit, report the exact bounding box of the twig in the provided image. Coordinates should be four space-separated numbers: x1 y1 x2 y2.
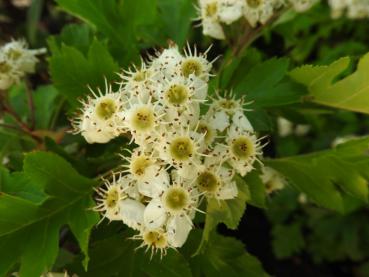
232 8 289 57
0 122 22 132
25 79 36 130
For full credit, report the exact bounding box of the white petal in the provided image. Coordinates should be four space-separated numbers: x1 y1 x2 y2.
143 198 167 230
119 199 145 230
217 181 238 200
202 18 225 40
177 164 200 180
138 170 169 198
232 111 254 132
218 0 244 24
167 215 192 247
209 110 229 132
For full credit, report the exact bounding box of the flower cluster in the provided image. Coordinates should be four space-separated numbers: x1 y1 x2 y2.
71 44 264 256
0 39 46 90
329 0 369 19
197 0 319 39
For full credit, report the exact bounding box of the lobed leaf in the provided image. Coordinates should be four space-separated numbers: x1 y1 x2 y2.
0 152 98 276
290 52 369 114
267 137 369 212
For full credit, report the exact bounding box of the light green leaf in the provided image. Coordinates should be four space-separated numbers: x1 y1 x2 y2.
0 152 99 277
267 137 369 212
290 52 369 114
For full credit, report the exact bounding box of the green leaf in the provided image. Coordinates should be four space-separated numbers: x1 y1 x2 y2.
49 39 119 107
33 85 59 129
243 171 266 209
289 52 369 114
272 223 305 258
267 137 369 212
0 152 98 276
48 24 92 54
56 0 160 64
189 232 269 277
157 0 195 47
234 58 306 108
70 232 192 277
196 178 249 253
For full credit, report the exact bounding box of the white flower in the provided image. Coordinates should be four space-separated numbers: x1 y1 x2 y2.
2 39 46 74
94 174 145 230
206 92 250 132
133 228 173 258
157 126 204 178
218 0 245 24
179 44 213 82
0 55 19 90
143 173 199 246
295 124 310 136
150 45 183 81
71 85 125 144
224 126 264 176
194 119 217 149
120 148 170 198
328 0 347 18
119 62 156 103
277 117 293 137
198 0 226 39
260 166 287 194
289 0 319 12
202 18 226 40
243 0 275 27
122 101 163 144
196 163 238 200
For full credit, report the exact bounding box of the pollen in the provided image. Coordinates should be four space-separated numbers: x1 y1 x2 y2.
131 106 155 131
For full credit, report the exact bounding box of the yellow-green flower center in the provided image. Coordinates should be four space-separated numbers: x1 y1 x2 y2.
133 70 148 82
163 187 189 212
106 188 119 208
169 137 194 161
165 84 189 106
246 0 262 8
0 61 11 73
205 2 218 17
143 230 168 249
131 156 151 176
231 136 254 159
131 106 155 131
219 99 237 110
7 49 22 60
181 58 203 78
197 171 219 193
96 98 117 120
